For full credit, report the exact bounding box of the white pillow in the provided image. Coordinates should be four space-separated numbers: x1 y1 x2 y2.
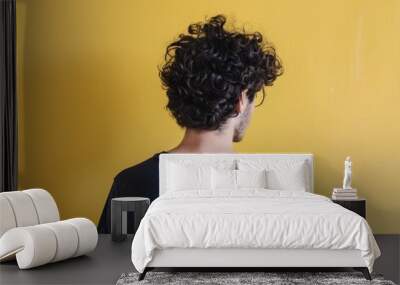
238 159 308 191
211 168 268 190
266 166 307 191
167 162 212 191
237 169 268 188
211 169 237 190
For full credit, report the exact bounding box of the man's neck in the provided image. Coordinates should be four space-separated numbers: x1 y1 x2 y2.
167 128 235 154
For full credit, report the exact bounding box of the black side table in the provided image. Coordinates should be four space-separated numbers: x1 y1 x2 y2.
111 197 150 242
332 198 366 218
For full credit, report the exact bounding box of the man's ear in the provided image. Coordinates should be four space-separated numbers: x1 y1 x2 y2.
234 90 248 116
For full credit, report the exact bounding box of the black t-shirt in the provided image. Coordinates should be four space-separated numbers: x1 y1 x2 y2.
97 151 168 233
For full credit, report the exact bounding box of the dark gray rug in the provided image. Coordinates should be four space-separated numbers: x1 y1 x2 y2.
116 272 396 285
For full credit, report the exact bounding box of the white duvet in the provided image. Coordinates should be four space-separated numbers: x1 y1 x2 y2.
131 190 380 273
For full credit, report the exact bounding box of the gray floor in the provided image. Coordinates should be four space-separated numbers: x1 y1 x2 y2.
0 235 134 285
0 234 399 285
374 235 400 284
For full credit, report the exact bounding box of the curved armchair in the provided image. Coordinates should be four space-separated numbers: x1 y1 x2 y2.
0 189 98 269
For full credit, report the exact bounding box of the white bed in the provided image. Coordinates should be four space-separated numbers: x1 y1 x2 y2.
131 153 380 280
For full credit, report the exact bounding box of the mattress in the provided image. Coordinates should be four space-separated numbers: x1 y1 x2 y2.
131 190 380 273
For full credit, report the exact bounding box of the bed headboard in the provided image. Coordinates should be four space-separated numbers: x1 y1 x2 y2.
159 153 314 195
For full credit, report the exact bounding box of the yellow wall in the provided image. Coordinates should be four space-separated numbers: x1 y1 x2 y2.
16 0 400 234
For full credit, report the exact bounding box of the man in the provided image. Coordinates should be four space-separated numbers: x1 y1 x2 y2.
97 14 282 233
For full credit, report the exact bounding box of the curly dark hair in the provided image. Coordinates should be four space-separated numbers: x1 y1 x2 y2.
159 15 283 130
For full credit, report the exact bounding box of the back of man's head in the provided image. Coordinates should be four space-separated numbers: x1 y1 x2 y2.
159 14 283 132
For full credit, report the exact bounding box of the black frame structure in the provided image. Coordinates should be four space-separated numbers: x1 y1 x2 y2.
0 0 17 193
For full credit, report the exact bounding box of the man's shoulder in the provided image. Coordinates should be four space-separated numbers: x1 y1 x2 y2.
114 151 166 183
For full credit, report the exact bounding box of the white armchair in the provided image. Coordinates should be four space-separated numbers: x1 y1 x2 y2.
0 189 98 269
